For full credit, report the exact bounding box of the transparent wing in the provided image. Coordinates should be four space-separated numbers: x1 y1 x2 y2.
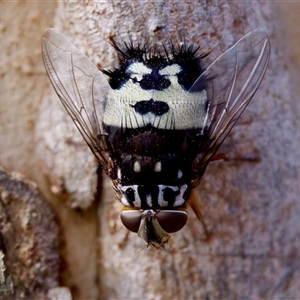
190 30 270 169
42 28 112 171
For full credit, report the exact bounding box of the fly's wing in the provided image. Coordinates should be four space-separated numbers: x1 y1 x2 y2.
42 28 113 173
190 30 270 177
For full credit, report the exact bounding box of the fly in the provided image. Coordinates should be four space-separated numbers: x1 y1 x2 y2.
42 28 270 248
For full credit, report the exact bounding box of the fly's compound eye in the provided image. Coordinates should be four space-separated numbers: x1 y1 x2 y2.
120 210 188 233
156 210 188 233
120 210 142 233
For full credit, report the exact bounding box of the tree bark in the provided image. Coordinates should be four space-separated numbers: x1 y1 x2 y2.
0 168 60 299
1 1 300 299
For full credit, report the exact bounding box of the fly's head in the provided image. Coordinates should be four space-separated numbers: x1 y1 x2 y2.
121 209 188 248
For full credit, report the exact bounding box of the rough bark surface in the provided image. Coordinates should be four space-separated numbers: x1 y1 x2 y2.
1 1 300 300
0 168 60 299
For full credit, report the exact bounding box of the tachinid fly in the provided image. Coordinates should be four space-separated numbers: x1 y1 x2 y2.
42 28 270 248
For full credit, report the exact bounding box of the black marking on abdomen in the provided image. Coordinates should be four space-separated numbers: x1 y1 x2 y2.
139 73 170 90
131 99 169 116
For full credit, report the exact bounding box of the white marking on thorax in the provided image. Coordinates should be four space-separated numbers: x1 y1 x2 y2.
119 184 188 208
177 169 183 179
174 184 188 206
117 168 122 179
154 161 162 172
133 161 141 172
146 194 152 207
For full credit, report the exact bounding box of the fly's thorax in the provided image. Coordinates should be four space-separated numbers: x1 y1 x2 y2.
105 126 210 210
118 183 189 209
115 149 191 209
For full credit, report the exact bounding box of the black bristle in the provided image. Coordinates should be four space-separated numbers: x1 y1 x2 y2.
102 39 207 90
